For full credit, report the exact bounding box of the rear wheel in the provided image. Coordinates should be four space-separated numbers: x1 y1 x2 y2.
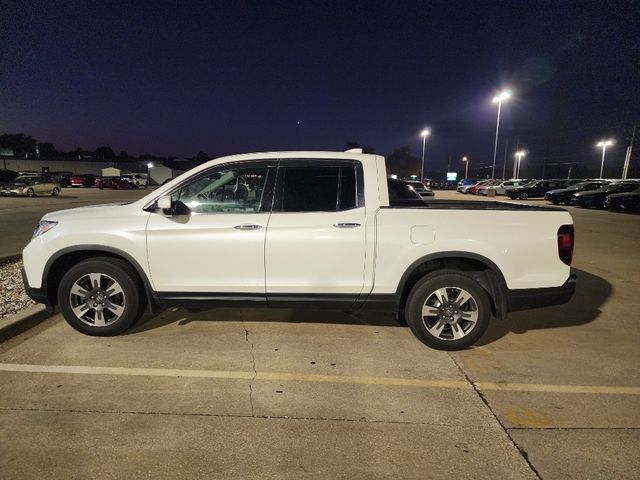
51 187 60 196
405 270 490 350
58 257 145 336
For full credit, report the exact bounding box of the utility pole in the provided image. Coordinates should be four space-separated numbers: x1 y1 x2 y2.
622 125 636 180
512 138 520 178
501 138 509 179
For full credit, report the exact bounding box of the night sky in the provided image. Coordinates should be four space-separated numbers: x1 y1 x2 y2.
1 1 638 177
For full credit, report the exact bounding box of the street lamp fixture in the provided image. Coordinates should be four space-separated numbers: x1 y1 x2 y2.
462 156 469 179
596 139 614 179
514 150 526 179
491 89 512 179
420 128 431 181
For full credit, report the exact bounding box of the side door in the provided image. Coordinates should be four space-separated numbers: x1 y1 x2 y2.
265 160 366 307
146 160 276 296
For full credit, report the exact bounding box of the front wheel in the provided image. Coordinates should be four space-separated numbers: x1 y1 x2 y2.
58 257 146 336
26 188 35 197
519 193 529 200
405 270 491 350
51 187 60 196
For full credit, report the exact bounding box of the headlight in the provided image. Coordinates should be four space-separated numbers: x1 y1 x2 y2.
32 220 58 238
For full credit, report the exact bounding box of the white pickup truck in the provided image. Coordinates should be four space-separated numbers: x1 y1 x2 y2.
22 150 576 350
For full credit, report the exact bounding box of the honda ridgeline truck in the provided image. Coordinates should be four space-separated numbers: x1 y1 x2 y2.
22 151 576 350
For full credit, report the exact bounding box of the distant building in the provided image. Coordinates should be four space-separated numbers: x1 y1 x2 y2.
101 167 130 177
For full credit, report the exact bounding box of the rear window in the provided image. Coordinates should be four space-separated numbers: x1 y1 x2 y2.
388 179 422 200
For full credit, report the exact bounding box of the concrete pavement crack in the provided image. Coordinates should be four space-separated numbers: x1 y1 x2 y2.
243 323 257 417
447 352 542 480
0 406 469 426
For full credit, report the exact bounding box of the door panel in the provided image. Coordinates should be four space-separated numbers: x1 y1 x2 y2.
264 162 366 299
265 209 366 296
146 161 275 294
146 212 269 292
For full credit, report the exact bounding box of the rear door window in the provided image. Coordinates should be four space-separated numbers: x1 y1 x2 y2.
274 162 361 212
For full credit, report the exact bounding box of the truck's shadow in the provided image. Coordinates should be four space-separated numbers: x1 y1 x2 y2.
130 268 610 346
477 268 611 346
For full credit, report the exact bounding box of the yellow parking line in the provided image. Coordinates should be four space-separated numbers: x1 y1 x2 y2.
477 382 640 396
1 363 639 395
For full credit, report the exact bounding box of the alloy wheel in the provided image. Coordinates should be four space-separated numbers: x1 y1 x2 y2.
68 272 126 327
421 287 479 341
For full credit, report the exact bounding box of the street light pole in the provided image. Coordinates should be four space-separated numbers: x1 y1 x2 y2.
420 129 430 180
514 150 525 179
491 90 512 179
462 156 469 179
597 139 614 178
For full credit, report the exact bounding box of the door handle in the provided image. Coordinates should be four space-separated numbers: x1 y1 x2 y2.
333 222 361 228
234 224 263 230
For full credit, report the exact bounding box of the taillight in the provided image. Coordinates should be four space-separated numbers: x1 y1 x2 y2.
557 225 574 266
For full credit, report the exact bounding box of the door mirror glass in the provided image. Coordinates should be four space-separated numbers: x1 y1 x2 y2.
157 195 172 210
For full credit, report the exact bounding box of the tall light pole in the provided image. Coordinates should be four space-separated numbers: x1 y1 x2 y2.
515 150 525 179
491 90 512 179
462 156 469 179
596 139 614 179
420 128 430 180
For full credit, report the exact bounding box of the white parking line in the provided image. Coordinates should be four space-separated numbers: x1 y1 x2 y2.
1 363 639 395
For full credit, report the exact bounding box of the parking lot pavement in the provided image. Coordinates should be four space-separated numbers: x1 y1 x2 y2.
0 187 151 257
1 189 639 478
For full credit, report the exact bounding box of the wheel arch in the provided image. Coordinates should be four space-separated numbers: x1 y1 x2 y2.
394 252 508 320
42 245 159 312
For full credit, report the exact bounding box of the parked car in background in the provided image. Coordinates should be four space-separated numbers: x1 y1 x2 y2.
121 173 148 188
468 180 495 195
49 171 74 187
0 175 61 197
476 180 503 196
387 178 428 206
95 177 136 190
456 179 481 193
570 182 640 209
70 174 97 187
487 180 527 196
604 190 640 213
545 180 610 205
506 180 565 200
404 180 435 197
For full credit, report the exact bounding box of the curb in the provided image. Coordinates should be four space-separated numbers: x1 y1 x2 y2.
0 304 55 342
0 253 22 265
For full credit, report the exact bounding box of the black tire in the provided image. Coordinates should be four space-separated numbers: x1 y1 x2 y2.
26 188 35 197
57 257 146 336
52 187 60 196
405 270 491 350
519 192 528 200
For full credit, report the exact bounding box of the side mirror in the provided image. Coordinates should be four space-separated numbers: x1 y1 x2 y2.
157 195 172 210
157 195 191 216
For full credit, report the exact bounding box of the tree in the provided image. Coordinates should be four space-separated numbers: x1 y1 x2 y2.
119 150 129 159
195 151 210 165
386 146 420 177
37 142 58 158
0 133 37 155
94 146 115 160
345 142 376 154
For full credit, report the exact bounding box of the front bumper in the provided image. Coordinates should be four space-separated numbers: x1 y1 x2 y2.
21 267 52 307
506 274 576 312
